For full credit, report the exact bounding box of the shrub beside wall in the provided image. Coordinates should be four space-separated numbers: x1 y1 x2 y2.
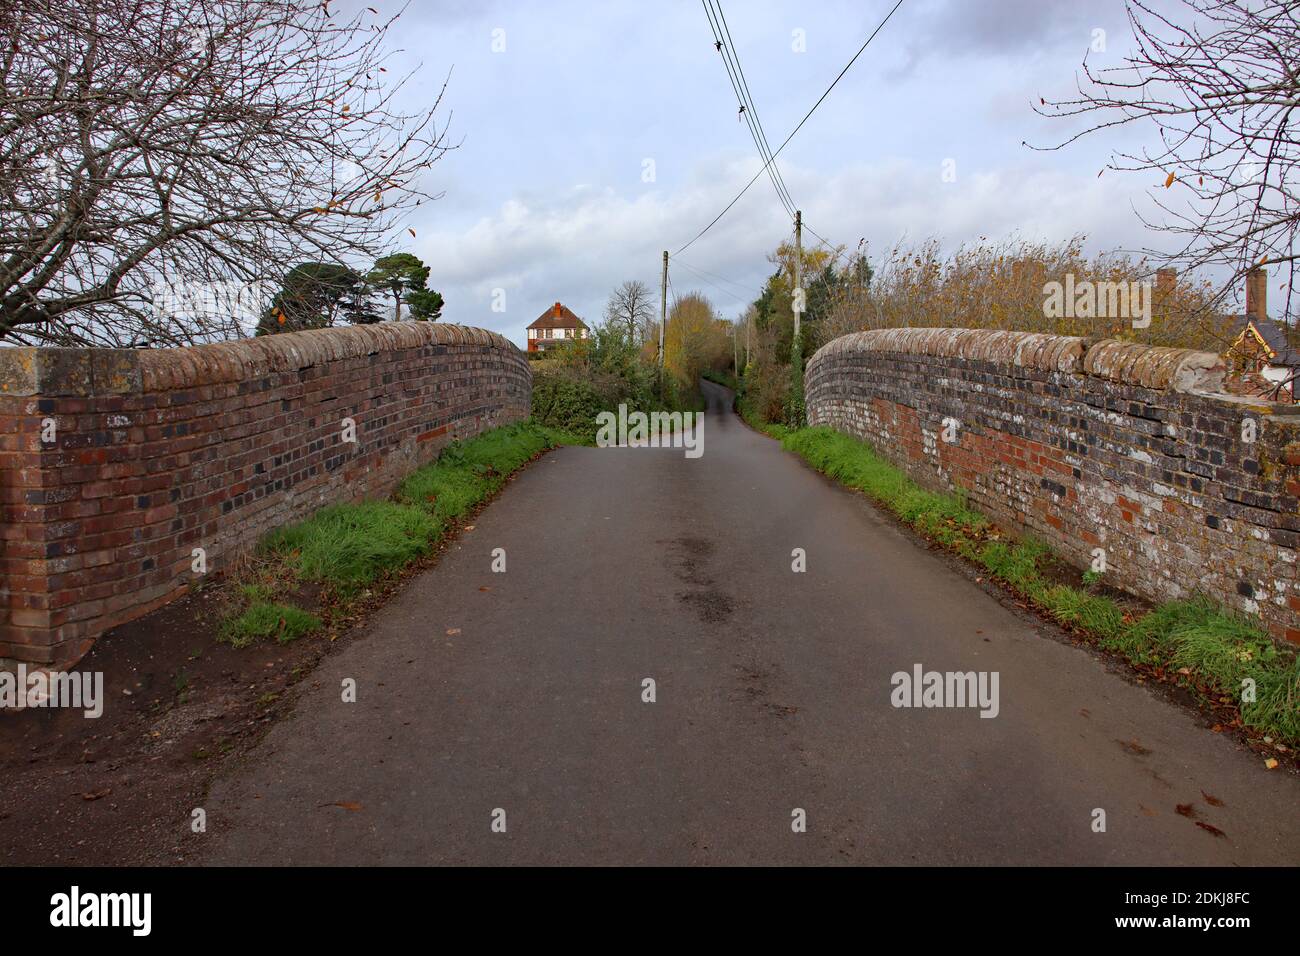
805 328 1300 644
0 323 530 667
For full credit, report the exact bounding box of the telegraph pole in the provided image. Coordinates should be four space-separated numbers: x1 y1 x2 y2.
659 250 668 364
793 210 802 340
788 209 805 427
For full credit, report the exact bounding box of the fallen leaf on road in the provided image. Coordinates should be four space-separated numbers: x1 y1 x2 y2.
446 628 461 636
1264 757 1279 770
1175 803 1196 818
320 801 363 812
1195 821 1226 838
78 788 111 801
1117 738 1152 756
479 586 490 592
1201 790 1224 807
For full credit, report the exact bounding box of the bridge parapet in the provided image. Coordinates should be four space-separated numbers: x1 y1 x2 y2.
806 328 1299 643
0 323 530 667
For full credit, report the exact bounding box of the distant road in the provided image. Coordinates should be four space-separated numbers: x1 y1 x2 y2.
201 381 1300 865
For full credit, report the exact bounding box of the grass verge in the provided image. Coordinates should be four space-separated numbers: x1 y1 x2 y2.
769 424 1300 750
219 420 574 645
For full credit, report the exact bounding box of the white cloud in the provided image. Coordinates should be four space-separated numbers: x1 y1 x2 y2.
344 0 1192 348
417 147 1164 348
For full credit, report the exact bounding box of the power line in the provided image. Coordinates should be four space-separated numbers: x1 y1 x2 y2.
801 219 859 271
673 256 765 302
715 0 798 215
703 0 796 218
675 0 907 256
702 1 792 216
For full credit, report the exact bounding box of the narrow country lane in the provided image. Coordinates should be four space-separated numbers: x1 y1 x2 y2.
199 382 1300 865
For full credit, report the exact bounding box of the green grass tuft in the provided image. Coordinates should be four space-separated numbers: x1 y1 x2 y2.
1108 597 1298 738
220 602 320 648
263 500 441 595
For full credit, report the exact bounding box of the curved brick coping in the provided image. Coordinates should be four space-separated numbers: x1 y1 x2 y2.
0 321 530 667
803 326 1300 644
807 328 1224 393
0 323 523 397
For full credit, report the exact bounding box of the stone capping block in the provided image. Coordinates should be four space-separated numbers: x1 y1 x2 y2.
0 323 524 397
807 328 1229 396
808 328 1088 374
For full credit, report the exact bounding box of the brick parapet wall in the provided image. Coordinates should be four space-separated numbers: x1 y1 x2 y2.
805 328 1300 643
0 323 530 666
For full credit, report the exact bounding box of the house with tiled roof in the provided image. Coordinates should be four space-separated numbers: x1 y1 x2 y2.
1223 268 1299 402
526 302 589 353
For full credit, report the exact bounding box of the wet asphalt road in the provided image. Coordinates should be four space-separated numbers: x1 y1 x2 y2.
201 381 1299 865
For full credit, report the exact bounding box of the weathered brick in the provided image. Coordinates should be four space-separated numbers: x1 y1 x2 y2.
807 328 1299 642
0 324 530 668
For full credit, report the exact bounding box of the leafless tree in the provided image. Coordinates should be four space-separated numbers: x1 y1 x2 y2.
602 279 656 343
1035 0 1300 337
0 0 454 347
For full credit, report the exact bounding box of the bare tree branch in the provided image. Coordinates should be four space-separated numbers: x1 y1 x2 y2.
0 0 455 346
1032 0 1300 340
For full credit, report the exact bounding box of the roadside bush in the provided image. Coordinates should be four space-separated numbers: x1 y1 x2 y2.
531 371 607 441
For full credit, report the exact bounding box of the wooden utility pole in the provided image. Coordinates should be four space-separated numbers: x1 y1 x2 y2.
659 250 668 369
787 210 806 428
793 210 802 341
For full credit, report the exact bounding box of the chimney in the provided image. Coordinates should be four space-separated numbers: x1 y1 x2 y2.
554 302 562 318
1246 267 1267 321
1156 267 1175 297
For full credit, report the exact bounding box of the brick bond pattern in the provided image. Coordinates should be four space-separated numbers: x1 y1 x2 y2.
805 328 1300 644
0 323 530 667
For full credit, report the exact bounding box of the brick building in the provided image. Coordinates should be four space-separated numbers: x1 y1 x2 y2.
526 302 589 353
1224 267 1299 402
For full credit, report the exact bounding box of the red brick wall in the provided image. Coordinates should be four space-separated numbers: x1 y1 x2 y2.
0 323 530 666
806 328 1300 644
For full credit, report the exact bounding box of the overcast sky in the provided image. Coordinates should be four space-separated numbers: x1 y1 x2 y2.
366 0 1201 347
